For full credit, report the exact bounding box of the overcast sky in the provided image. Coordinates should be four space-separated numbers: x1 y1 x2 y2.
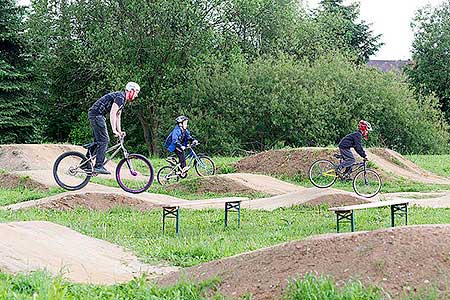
306 0 446 60
17 0 446 60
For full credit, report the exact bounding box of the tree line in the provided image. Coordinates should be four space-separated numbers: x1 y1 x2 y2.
1 0 449 155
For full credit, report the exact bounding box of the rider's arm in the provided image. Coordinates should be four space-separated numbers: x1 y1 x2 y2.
354 133 367 158
110 103 120 135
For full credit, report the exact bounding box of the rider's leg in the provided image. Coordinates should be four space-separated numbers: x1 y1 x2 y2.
337 148 355 174
89 115 110 174
175 147 188 172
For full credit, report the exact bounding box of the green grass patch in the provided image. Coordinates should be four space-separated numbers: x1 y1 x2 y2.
0 187 62 206
406 155 450 178
0 271 222 300
2 205 450 267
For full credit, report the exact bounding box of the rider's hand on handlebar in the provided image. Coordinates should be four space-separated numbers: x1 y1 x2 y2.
363 157 368 161
181 145 186 151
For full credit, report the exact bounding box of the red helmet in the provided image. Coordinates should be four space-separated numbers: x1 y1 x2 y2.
358 120 372 140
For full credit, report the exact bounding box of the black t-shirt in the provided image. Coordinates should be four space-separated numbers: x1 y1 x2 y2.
88 91 126 117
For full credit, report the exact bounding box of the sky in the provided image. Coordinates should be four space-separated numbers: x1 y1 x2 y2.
306 0 446 60
17 0 446 60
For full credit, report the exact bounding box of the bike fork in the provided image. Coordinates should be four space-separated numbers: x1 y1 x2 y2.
126 159 138 176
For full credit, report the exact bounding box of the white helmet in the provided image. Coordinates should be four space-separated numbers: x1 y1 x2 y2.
125 82 140 92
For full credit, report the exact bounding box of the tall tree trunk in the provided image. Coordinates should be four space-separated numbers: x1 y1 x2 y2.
138 111 152 155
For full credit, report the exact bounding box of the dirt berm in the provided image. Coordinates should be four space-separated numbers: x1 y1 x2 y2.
160 224 450 299
235 147 450 184
0 221 177 284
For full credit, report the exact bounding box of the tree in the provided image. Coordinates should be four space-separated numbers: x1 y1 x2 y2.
0 0 40 143
312 0 383 64
406 1 450 119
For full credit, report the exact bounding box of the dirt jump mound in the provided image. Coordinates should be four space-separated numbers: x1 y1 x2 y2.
3 192 160 211
160 225 450 299
0 144 84 171
0 172 49 191
235 147 450 185
166 176 259 195
0 221 176 284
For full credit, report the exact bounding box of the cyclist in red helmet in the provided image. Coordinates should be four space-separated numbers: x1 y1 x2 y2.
336 120 373 177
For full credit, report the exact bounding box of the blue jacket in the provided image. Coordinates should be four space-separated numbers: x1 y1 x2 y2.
338 130 366 158
164 125 192 152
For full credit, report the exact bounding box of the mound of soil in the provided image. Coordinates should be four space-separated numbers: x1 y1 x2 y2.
37 193 158 211
0 144 85 171
160 225 450 299
0 221 177 284
167 176 258 195
235 148 343 178
302 193 368 207
0 173 49 191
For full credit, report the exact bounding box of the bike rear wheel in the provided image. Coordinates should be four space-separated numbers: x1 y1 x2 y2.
194 155 215 177
309 159 337 188
53 151 92 191
157 166 180 185
352 169 382 198
116 154 154 194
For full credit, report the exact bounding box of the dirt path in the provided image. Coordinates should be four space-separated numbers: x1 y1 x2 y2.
0 221 177 284
367 148 450 184
219 173 303 195
159 224 450 299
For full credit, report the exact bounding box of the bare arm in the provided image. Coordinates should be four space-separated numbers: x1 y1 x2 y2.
110 103 120 135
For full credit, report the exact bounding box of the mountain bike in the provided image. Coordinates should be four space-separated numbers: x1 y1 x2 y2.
53 136 154 193
308 154 382 198
157 140 215 185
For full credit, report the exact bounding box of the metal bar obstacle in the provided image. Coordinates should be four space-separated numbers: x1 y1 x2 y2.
162 206 180 234
225 201 241 227
329 199 409 233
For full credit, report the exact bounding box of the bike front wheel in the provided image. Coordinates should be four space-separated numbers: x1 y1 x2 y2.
308 159 337 188
157 166 180 185
352 169 382 198
194 155 215 177
116 154 154 194
53 151 92 191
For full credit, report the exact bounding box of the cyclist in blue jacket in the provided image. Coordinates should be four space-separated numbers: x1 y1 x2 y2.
164 116 197 174
336 120 372 177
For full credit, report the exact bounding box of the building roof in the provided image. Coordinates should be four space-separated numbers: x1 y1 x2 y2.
367 60 411 73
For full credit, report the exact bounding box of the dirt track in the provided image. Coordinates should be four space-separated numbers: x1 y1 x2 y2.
160 225 450 299
0 221 177 284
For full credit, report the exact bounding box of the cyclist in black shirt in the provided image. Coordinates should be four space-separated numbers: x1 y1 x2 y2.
336 120 372 177
87 82 140 174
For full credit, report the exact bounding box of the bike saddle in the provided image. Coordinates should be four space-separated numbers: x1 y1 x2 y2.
334 154 343 159
83 142 97 149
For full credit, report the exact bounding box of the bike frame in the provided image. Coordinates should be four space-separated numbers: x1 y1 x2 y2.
79 137 136 175
322 160 367 179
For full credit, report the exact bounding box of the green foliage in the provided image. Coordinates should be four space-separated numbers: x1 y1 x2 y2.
0 0 41 143
407 1 450 120
312 0 383 64
406 154 450 177
284 274 384 300
0 271 222 299
183 53 449 154
68 112 92 145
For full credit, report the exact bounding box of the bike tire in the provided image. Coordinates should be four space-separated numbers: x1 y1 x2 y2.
352 168 382 198
157 165 180 185
194 155 216 176
116 154 154 194
308 159 337 188
53 151 92 191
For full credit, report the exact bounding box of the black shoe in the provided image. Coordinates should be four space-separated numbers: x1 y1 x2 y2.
94 166 111 175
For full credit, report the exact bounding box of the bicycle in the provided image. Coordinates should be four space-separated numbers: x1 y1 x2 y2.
308 154 382 198
157 140 215 185
53 136 154 193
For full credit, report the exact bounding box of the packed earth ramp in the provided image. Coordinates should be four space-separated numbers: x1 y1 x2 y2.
0 221 177 284
160 225 450 299
235 147 450 185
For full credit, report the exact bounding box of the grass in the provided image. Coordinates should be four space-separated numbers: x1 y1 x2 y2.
0 187 62 206
0 271 223 300
2 204 450 267
406 154 450 178
0 269 440 300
